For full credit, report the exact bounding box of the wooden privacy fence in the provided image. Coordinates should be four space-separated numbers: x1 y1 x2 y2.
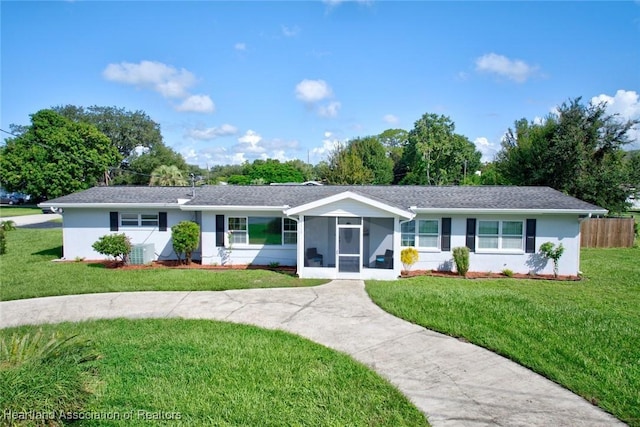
580 218 636 248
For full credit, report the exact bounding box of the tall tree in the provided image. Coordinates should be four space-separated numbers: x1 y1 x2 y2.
52 105 163 160
399 113 481 185
378 128 408 184
0 110 121 200
115 144 188 185
325 143 374 184
149 165 188 186
349 136 394 184
495 98 637 212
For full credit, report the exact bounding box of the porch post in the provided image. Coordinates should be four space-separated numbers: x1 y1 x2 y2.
393 217 402 277
297 215 305 277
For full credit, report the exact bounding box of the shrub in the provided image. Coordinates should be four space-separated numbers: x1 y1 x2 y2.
0 228 5 255
400 247 419 272
1 220 16 231
452 247 470 276
502 268 514 278
92 233 132 264
0 330 100 424
539 242 565 277
172 221 200 265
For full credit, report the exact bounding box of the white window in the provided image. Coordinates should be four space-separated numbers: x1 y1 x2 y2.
283 218 297 244
227 217 296 246
228 217 248 244
477 220 523 251
120 213 159 227
401 219 439 249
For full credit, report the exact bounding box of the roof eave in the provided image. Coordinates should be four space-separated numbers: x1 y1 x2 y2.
181 205 288 212
410 207 609 215
38 202 182 209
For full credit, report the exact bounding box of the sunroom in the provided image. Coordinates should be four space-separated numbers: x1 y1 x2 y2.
284 192 415 280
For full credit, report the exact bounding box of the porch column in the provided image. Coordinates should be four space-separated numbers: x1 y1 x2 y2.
393 217 402 276
296 215 305 277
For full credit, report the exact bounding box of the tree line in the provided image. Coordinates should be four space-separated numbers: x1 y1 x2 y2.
1 98 638 212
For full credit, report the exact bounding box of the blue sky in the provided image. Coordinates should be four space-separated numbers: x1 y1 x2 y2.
2 1 639 167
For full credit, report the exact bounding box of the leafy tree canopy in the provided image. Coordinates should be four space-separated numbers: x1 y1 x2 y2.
116 144 188 185
0 110 121 200
399 113 482 185
495 97 638 212
52 105 163 160
247 159 305 184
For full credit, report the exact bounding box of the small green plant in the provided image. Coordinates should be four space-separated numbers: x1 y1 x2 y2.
539 241 565 277
452 247 470 277
269 261 280 268
0 330 100 424
502 268 514 278
1 220 16 231
172 221 200 265
0 228 5 255
400 247 419 272
92 233 132 264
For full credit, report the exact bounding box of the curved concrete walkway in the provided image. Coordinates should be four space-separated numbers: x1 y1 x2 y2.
0 280 623 426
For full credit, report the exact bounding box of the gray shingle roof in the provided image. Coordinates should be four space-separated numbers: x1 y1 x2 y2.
42 185 607 212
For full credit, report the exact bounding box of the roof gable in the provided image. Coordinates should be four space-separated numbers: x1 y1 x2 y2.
284 191 414 219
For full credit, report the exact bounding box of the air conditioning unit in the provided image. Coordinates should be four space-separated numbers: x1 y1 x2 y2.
130 244 155 265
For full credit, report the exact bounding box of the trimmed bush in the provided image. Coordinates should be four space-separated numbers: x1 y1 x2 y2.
400 247 419 272
452 246 470 276
172 221 200 265
1 220 17 231
92 233 132 264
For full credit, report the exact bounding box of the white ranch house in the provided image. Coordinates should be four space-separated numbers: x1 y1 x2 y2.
40 185 607 279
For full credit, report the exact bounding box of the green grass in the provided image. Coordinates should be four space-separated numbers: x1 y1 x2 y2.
1 319 428 426
0 228 325 301
0 206 42 217
366 247 640 426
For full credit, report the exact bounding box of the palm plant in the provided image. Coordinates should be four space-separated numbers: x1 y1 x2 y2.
149 165 188 186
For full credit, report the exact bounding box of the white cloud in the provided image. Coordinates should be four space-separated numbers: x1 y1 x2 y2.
383 114 399 124
281 25 300 37
592 89 640 148
104 60 216 114
475 53 538 83
187 124 238 140
103 60 196 98
311 131 344 162
474 137 500 163
295 79 333 103
234 42 246 51
237 130 265 154
176 95 215 113
318 101 341 118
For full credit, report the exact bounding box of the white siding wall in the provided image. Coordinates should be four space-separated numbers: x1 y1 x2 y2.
408 214 581 276
200 210 297 266
301 199 402 218
61 208 196 261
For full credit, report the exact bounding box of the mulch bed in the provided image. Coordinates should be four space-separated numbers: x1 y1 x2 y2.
86 259 297 274
82 260 580 281
401 269 580 281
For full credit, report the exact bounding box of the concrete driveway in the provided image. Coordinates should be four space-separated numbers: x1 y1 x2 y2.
0 280 623 426
2 213 62 227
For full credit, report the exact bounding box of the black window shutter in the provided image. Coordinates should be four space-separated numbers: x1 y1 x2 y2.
159 212 168 232
216 215 225 247
110 212 119 231
441 218 451 251
525 219 536 253
466 218 476 252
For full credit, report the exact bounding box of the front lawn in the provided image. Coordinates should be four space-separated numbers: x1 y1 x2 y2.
0 206 42 217
366 247 640 426
0 228 326 301
1 319 427 426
